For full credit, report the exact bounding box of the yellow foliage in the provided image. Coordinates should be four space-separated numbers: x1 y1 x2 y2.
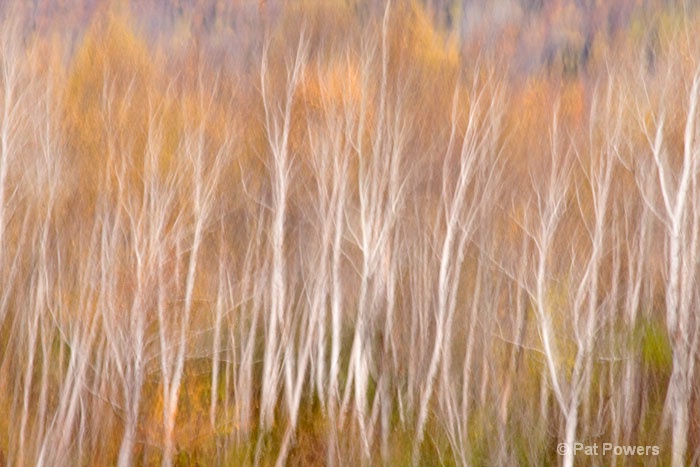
300 56 362 116
403 0 459 72
63 10 156 215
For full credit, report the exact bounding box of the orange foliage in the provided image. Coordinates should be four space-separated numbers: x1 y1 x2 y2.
63 10 156 214
560 79 586 129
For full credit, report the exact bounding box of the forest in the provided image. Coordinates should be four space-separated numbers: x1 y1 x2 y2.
1 0 700 465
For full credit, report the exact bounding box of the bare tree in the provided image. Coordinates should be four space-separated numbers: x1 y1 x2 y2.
258 31 308 435
637 62 700 467
155 76 229 467
413 75 503 464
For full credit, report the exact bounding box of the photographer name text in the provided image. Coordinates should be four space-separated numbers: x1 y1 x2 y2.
557 442 660 457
